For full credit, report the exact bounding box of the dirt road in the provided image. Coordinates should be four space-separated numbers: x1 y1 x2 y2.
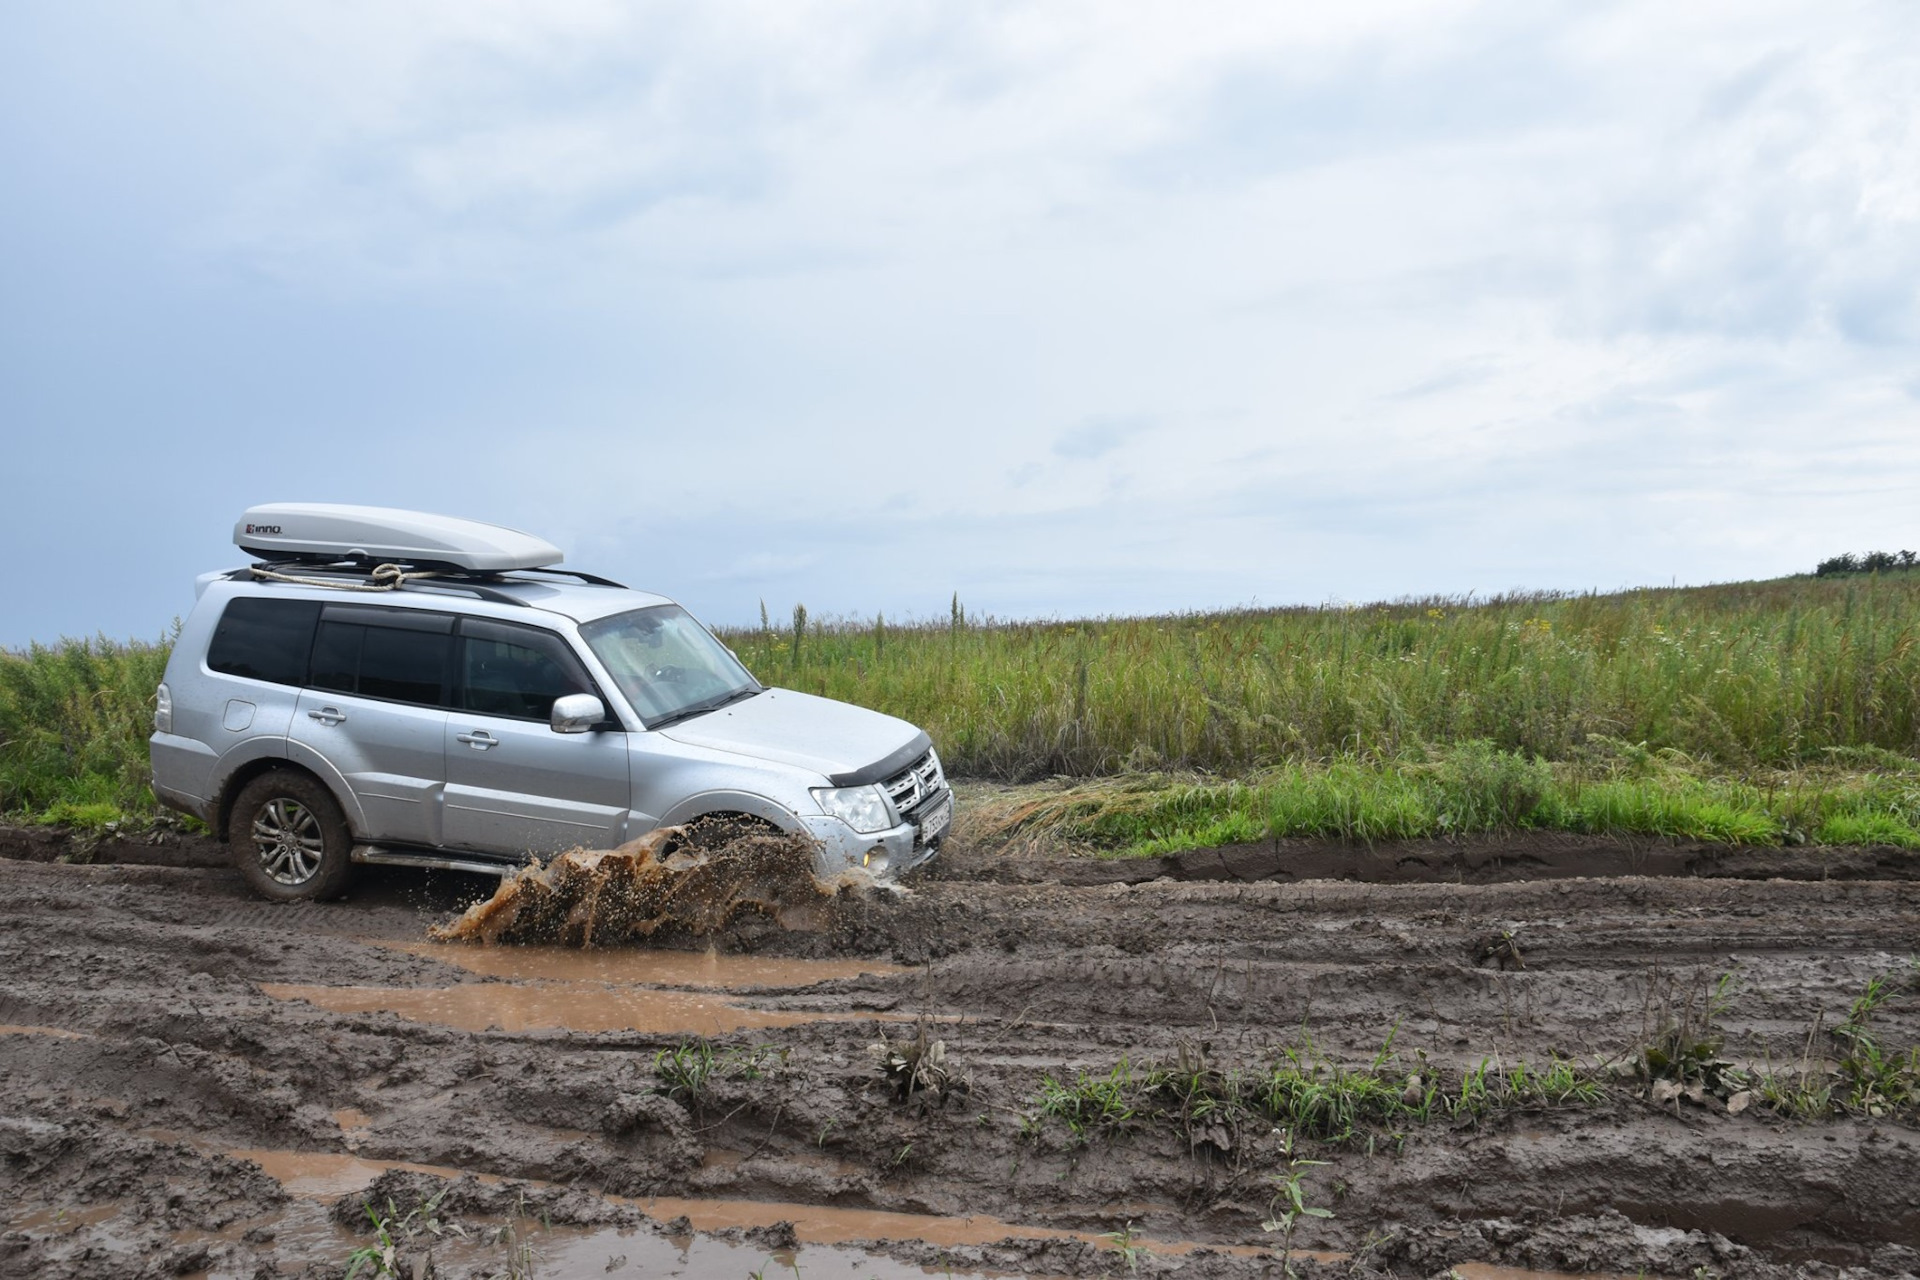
1 818 1916 1279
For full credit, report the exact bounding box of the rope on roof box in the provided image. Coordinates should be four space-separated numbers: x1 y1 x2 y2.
248 563 443 593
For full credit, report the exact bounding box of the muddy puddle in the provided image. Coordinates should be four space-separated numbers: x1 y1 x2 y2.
264 938 909 1035
388 939 906 986
200 1148 1302 1277
9 1197 1004 1280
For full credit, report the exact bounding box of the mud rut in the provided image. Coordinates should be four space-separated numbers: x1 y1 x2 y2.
1 825 1916 1280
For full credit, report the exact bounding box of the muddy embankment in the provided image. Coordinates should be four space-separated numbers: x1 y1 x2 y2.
1 820 1917 1279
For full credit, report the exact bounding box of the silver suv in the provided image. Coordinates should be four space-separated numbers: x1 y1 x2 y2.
149 504 950 901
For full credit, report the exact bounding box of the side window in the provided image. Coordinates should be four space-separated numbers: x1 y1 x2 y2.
309 622 362 694
206 598 320 686
309 606 454 707
459 621 592 721
358 629 452 705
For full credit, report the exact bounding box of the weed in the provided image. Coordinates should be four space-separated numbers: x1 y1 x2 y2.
653 1040 783 1108
345 1189 464 1279
1032 1058 1145 1144
1261 1131 1332 1279
869 1020 966 1106
1101 1221 1149 1274
1829 971 1920 1118
1024 1031 1608 1150
1638 969 1745 1097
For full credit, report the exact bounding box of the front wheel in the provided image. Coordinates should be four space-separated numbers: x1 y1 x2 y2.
230 770 354 901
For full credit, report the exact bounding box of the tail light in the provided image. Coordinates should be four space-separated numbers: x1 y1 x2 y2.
154 683 172 734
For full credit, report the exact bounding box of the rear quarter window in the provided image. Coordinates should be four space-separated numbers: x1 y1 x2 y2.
205 598 321 686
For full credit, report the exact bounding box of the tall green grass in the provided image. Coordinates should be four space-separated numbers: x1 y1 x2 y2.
0 635 172 827
726 575 1920 778
11 573 1920 845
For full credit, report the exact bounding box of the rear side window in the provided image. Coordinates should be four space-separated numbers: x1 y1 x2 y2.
459 620 592 720
361 629 451 704
307 606 454 707
206 598 320 686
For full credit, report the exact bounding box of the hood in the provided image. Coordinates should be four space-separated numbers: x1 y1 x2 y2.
658 689 929 785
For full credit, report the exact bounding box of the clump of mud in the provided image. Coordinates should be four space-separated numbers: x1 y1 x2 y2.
431 825 860 947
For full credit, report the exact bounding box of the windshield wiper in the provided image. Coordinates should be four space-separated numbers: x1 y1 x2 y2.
647 686 760 730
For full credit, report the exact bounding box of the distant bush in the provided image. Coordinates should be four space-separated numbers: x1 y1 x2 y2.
1816 551 1917 577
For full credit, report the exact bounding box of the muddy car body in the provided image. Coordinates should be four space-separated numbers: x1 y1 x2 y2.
149 504 950 900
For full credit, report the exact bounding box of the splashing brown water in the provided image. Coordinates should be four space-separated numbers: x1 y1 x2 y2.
429 825 842 947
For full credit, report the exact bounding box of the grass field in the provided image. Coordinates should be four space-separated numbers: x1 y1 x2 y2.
8 571 1920 852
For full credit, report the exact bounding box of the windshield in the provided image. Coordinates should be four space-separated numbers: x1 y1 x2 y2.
579 605 761 728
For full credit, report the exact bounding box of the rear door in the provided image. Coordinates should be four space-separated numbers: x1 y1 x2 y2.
289 605 454 849
442 618 631 857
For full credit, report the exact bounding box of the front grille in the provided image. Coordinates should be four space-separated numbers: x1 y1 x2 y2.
883 748 947 817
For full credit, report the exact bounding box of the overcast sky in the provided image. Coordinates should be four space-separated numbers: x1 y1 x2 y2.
4 1 1917 646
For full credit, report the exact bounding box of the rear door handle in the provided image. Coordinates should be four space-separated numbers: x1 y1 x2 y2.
456 730 498 750
308 707 346 726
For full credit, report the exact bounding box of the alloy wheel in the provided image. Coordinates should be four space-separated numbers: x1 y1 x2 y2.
251 798 325 886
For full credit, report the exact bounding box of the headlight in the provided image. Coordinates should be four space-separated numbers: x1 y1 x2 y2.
810 784 894 834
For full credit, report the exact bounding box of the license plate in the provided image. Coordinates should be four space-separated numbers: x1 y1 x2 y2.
916 795 953 845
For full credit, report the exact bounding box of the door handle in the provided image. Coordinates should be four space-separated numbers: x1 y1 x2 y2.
456 730 498 750
308 707 346 726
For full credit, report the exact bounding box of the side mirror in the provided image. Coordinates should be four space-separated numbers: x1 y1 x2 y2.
551 693 606 734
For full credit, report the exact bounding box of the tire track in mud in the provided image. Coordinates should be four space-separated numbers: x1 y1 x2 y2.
1 831 1917 1278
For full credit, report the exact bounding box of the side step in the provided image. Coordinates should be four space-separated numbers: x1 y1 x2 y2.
350 844 527 878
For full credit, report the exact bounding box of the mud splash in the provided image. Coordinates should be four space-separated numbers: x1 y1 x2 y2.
430 826 849 946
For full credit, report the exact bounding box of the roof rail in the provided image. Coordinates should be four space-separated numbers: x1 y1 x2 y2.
506 567 628 589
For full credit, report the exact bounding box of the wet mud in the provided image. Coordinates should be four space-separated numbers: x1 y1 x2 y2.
1 821 1918 1278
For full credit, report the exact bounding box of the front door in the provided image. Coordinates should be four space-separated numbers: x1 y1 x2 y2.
442 618 631 858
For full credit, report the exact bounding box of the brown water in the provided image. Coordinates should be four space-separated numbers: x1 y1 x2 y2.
0 1023 91 1039
222 1146 1338 1267
171 1196 1008 1280
258 981 846 1036
226 1148 494 1198
389 939 905 987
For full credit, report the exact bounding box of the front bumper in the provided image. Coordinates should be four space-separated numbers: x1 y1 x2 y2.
800 805 945 880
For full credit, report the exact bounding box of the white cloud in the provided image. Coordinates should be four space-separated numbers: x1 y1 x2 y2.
2 0 1918 644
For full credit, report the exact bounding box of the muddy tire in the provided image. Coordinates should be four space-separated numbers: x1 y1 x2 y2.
229 770 354 902
678 813 780 854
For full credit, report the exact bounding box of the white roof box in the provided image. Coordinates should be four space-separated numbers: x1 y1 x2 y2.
235 503 563 573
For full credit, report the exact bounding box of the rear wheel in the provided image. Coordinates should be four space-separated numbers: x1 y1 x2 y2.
230 770 354 901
